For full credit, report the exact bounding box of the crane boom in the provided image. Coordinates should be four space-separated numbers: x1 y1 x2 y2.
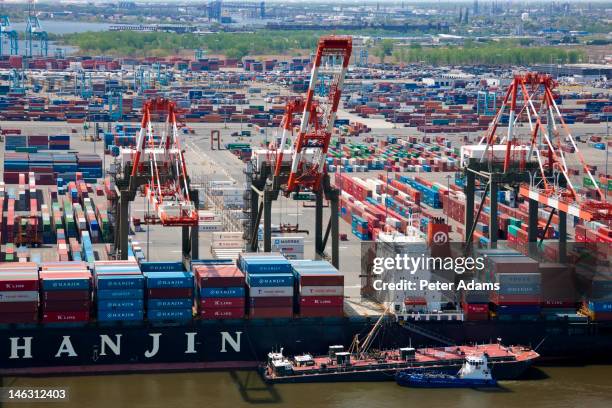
277 36 352 194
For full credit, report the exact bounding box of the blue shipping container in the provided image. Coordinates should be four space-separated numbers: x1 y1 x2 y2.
145 272 194 289
96 289 144 300
96 275 144 290
98 310 144 321
148 298 193 309
140 262 185 272
42 278 90 291
147 309 192 321
98 299 144 310
247 273 294 287
199 287 245 298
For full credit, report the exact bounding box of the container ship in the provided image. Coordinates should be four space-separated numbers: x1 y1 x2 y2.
0 36 611 378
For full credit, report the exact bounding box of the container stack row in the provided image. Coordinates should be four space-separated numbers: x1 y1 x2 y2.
195 264 246 320
145 271 194 321
291 260 344 317
240 253 294 318
94 261 144 322
0 263 39 323
40 262 92 323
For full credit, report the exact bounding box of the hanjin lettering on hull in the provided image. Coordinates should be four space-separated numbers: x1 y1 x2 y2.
8 331 243 360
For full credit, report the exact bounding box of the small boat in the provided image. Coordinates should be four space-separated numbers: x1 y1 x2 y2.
396 353 498 388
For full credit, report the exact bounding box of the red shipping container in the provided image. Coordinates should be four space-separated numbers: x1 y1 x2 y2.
249 306 293 318
299 296 344 307
42 300 91 312
464 312 489 321
43 290 90 301
541 300 577 308
298 274 344 287
195 265 245 287
299 307 344 317
0 301 38 313
0 312 38 324
147 288 193 298
42 311 89 323
248 297 293 307
0 277 39 291
199 297 245 309
462 303 488 313
200 308 245 320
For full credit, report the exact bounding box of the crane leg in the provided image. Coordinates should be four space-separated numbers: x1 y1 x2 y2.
315 191 323 257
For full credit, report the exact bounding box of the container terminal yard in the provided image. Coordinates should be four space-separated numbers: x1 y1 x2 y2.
0 6 609 405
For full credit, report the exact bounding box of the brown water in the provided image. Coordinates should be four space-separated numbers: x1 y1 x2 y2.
3 366 612 408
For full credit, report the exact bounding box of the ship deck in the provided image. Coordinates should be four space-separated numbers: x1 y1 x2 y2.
287 344 539 374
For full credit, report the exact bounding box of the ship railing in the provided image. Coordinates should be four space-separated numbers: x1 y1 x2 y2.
396 312 464 322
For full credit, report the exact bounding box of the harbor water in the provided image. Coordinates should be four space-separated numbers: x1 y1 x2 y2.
3 365 612 408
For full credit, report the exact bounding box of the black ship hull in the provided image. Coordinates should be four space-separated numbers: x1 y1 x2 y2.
1 318 611 376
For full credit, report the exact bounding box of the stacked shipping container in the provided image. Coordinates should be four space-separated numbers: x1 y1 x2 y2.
195 264 246 320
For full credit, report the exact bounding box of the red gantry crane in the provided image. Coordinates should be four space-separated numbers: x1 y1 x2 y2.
477 73 611 222
462 73 611 256
131 98 198 226
248 36 352 267
113 97 199 261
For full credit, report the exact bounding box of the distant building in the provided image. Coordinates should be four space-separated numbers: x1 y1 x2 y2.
535 63 611 81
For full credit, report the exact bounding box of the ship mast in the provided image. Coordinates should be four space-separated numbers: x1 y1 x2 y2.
354 304 391 356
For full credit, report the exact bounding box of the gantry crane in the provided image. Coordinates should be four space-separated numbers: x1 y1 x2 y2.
462 73 611 259
248 36 352 267
112 98 199 262
25 1 48 57
0 9 18 56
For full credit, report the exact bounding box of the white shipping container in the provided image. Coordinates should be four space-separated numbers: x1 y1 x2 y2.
273 245 305 253
299 286 344 296
0 291 39 302
249 286 294 297
208 180 235 187
211 188 243 197
213 231 242 240
282 253 304 260
272 237 304 245
212 240 244 249
212 232 243 241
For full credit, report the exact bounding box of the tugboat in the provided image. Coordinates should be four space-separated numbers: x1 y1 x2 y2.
396 354 498 388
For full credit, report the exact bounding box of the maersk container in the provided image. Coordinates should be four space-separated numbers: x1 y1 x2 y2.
144 272 194 289
96 275 144 290
247 273 294 287
98 309 143 321
148 309 192 321
199 287 245 298
148 298 193 309
98 299 144 311
96 289 144 300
